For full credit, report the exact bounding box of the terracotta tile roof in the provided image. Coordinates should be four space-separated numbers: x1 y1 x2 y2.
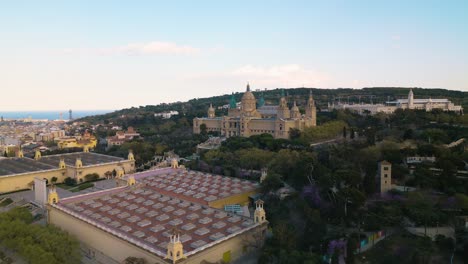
52 168 260 257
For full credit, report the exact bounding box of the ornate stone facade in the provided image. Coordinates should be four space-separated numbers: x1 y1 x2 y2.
193 84 317 139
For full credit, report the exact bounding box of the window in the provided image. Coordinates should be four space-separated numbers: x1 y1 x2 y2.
384 167 389 171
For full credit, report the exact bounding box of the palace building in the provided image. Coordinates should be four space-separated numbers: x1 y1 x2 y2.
193 84 317 139
329 89 463 115
0 150 135 193
47 164 267 264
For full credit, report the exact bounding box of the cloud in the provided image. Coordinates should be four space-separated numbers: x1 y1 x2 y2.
228 64 331 88
60 41 200 56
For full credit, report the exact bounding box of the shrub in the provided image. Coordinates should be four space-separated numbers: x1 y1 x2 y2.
64 177 77 186
84 173 100 182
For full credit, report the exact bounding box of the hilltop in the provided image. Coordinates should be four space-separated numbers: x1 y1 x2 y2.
77 87 468 125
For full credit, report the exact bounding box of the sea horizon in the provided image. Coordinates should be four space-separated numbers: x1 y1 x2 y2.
0 110 114 120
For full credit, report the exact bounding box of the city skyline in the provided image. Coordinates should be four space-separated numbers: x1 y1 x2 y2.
1 0 467 111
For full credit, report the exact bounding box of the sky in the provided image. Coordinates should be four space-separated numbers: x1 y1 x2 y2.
0 0 467 111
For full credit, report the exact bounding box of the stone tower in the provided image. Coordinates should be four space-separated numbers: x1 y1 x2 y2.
127 175 136 186
59 158 66 169
207 104 215 118
305 90 317 126
378 161 392 194
254 200 267 224
48 185 59 204
165 228 185 264
408 89 414 109
17 149 24 158
128 150 135 161
277 90 291 119
171 158 179 169
75 157 83 168
34 150 41 160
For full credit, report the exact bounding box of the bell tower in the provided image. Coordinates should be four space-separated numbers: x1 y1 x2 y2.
408 89 414 109
305 90 317 126
165 228 185 264
254 200 267 224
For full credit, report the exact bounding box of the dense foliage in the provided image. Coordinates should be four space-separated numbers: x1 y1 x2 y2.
0 208 80 264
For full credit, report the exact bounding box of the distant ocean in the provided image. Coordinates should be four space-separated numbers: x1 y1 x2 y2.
0 110 113 120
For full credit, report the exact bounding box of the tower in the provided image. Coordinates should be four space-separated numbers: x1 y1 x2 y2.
378 161 392 194
165 228 185 264
305 90 317 126
59 158 66 169
34 150 41 160
83 145 89 153
75 157 83 168
254 200 267 224
229 93 237 109
277 90 290 119
17 149 24 158
69 109 73 120
260 168 268 183
408 89 414 109
171 158 179 169
128 150 135 161
207 104 215 118
48 185 59 204
127 175 136 186
258 92 265 107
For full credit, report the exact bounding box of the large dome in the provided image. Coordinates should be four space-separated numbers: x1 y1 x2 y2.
241 90 256 101
241 83 256 113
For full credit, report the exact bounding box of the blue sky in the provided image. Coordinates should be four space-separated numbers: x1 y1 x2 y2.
0 0 467 110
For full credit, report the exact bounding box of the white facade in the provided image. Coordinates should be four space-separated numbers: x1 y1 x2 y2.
329 89 463 115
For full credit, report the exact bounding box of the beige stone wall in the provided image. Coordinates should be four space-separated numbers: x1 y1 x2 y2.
67 160 135 182
48 207 163 263
193 118 222 134
0 168 65 193
48 206 265 264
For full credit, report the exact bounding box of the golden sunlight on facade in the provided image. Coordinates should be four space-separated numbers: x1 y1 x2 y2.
193 84 317 139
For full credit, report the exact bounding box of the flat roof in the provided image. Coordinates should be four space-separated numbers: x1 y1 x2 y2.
39 152 124 167
0 152 125 177
0 157 56 176
53 170 260 257
128 168 259 205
